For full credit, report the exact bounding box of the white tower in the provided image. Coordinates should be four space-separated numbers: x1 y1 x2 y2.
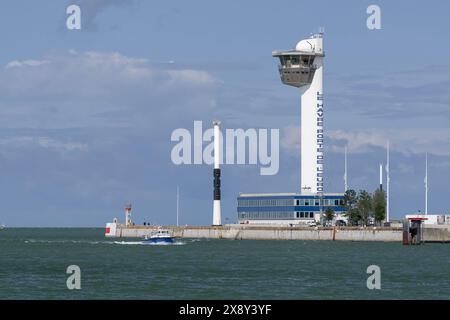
124 203 132 226
273 30 324 194
212 121 222 226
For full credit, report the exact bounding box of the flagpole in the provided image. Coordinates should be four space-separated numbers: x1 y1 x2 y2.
386 140 390 223
425 153 428 215
344 146 348 192
176 186 180 226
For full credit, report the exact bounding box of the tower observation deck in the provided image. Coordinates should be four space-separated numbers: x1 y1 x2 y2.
234 31 346 226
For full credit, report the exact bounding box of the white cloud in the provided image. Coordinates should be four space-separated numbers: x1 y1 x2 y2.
167 69 216 86
327 130 387 153
281 125 450 157
0 50 218 129
5 59 51 69
0 136 87 152
281 125 300 154
2 51 216 90
37 137 87 151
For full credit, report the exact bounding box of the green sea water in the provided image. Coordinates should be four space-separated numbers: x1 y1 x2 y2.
0 228 449 299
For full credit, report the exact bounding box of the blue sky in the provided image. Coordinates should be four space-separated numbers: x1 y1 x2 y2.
1 0 450 226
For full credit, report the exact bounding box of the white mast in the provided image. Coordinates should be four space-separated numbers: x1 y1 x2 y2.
344 146 348 192
425 152 428 215
212 121 222 226
386 140 390 222
176 186 179 227
379 163 383 191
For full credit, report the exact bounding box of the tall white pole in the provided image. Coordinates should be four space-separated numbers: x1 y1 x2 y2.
386 141 390 223
176 186 179 227
344 146 348 192
425 152 428 215
379 163 383 191
213 121 222 226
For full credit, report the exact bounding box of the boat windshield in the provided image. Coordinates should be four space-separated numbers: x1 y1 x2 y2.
154 229 170 236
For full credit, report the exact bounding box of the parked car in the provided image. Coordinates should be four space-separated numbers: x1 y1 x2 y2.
307 221 317 227
335 220 347 227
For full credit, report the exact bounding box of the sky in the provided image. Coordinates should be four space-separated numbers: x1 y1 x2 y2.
1 0 450 226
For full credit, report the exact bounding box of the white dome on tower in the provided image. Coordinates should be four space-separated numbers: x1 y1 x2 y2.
295 39 314 52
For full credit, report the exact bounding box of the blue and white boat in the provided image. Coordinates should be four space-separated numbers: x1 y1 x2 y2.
142 229 173 244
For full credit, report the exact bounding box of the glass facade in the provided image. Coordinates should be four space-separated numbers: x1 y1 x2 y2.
237 194 345 222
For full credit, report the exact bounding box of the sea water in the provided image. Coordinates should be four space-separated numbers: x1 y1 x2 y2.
0 228 449 299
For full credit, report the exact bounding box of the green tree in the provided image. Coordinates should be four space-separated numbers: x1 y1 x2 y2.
372 188 386 226
325 207 335 224
357 190 372 226
343 189 359 225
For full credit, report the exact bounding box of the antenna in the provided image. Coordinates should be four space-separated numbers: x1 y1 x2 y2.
176 186 180 227
344 146 348 192
386 140 390 223
379 163 383 191
425 152 428 215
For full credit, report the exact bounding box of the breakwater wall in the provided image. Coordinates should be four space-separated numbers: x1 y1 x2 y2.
107 224 406 242
106 224 450 242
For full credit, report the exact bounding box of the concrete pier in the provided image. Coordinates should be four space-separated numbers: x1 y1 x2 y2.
106 224 397 242
105 224 450 242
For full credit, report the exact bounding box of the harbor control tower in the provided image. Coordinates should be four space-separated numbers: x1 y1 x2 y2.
272 31 324 194
236 30 345 226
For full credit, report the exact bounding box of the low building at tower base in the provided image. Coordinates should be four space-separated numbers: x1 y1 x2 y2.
237 192 346 226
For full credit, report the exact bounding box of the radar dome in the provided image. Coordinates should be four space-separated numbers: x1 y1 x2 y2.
295 39 314 52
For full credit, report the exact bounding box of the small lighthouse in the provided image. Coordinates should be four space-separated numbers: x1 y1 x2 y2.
212 121 222 226
124 203 132 226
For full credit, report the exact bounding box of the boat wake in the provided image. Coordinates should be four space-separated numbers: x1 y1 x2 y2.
24 239 115 245
23 239 186 246
113 240 186 246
